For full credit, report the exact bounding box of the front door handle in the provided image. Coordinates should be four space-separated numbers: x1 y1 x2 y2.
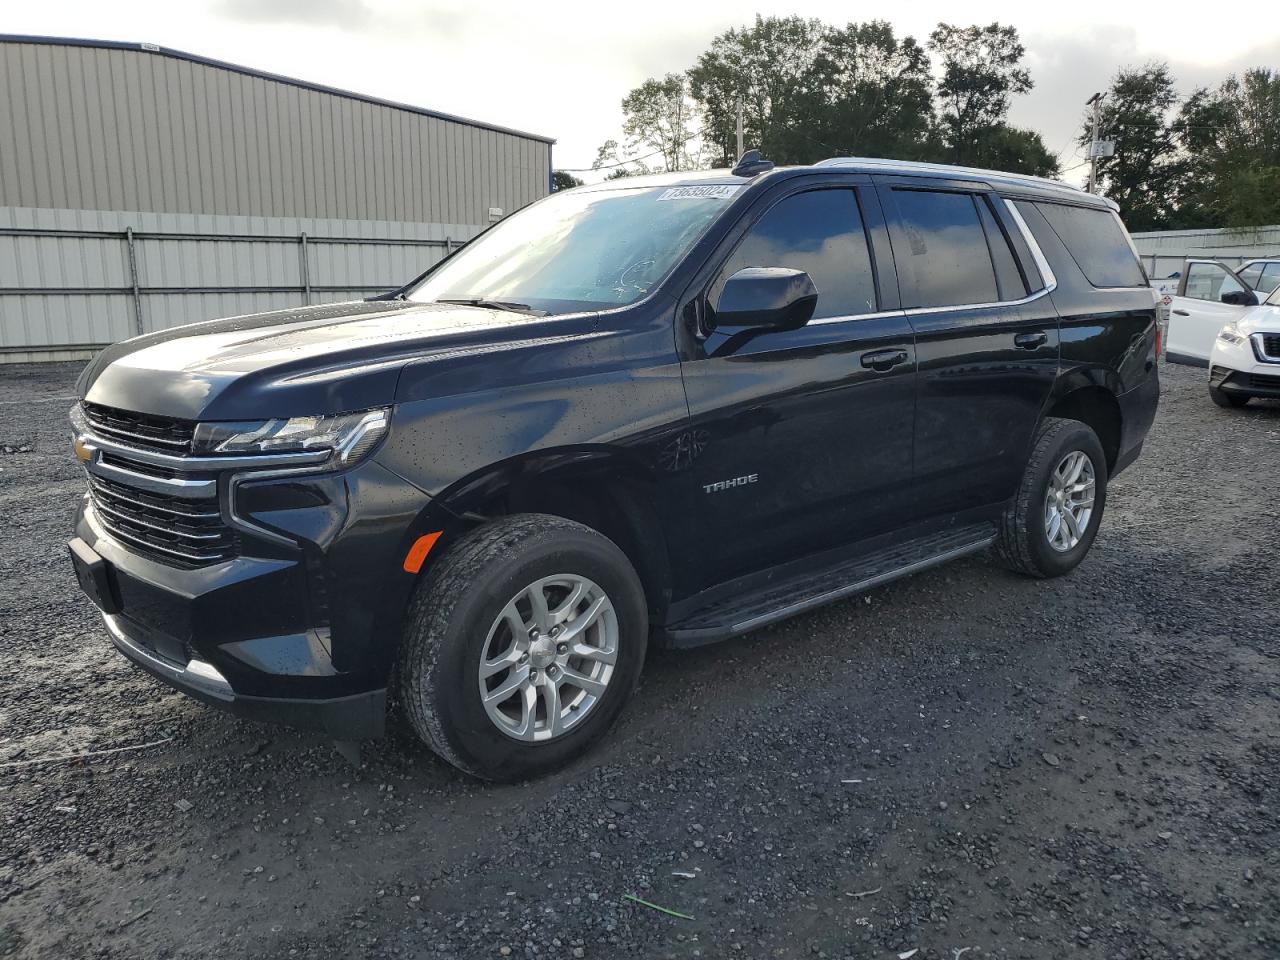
860 348 909 371
1172 309 1190 316
1014 331 1049 349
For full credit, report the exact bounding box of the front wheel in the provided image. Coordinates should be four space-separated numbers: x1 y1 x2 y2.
398 514 647 781
996 417 1109 578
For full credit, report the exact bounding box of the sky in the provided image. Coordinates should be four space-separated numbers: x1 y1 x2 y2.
5 0 1279 187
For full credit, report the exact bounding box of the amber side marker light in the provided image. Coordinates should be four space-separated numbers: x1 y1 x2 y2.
403 532 443 573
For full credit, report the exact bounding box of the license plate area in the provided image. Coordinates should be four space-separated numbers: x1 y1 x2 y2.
69 537 122 615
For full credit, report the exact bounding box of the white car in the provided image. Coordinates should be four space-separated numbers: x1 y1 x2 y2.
1207 283 1280 408
1166 259 1261 365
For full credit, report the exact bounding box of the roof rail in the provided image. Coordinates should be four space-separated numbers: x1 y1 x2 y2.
815 156 1104 200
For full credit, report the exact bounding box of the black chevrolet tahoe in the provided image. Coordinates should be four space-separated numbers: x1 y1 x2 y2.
68 156 1160 780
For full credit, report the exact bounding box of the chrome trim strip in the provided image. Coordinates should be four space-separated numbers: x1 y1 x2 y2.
1252 332 1280 363
902 286 1054 318
82 415 190 449
90 459 217 500
808 308 908 327
103 614 234 701
88 476 221 518
95 512 227 562
92 499 224 541
1003 198 1058 293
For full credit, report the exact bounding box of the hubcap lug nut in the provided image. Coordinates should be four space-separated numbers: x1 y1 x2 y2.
548 666 558 677
557 643 568 655
529 669 538 681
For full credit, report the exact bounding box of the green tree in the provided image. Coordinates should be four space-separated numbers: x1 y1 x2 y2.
550 171 583 192
687 15 828 165
929 23 1032 165
1083 63 1180 231
807 20 935 159
620 73 700 172
590 139 652 178
1174 69 1280 227
969 124 1060 177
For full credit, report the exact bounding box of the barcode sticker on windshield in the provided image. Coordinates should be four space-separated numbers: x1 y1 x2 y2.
657 185 741 201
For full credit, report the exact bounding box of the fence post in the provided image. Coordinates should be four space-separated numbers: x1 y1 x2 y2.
299 231 311 305
125 227 144 335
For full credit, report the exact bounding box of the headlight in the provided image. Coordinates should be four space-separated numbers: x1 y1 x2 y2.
192 408 390 463
1217 324 1247 346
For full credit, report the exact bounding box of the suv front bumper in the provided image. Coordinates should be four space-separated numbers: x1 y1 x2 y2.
68 437 436 739
100 600 386 738
1209 332 1280 399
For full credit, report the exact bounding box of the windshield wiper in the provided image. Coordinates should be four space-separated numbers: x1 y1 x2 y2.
435 297 542 315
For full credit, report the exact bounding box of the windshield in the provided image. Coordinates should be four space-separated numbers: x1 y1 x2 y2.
407 184 740 313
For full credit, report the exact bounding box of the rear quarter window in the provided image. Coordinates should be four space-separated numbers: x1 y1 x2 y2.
1032 202 1147 288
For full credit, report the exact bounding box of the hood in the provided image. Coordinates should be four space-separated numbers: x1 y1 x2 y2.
1238 302 1280 336
78 300 586 421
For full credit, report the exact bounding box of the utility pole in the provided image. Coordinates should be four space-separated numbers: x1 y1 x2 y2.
735 97 744 159
1086 92 1104 194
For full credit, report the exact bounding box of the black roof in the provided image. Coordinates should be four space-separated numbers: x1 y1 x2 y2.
0 34 556 145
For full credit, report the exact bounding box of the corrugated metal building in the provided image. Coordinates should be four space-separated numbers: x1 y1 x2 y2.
1131 224 1280 279
0 35 554 361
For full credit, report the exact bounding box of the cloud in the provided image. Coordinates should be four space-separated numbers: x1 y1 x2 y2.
1013 27 1280 184
214 0 374 29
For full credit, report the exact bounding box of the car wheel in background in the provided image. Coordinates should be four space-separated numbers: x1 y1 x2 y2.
398 514 647 781
996 417 1109 579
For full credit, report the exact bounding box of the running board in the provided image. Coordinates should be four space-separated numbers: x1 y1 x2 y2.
663 524 996 647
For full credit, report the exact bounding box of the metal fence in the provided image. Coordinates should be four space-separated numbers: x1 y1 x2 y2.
0 224 460 361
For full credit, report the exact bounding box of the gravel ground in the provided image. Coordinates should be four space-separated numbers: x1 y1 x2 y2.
1 360 1278 960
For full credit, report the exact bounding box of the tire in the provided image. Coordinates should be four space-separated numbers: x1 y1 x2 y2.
398 513 647 781
1208 383 1250 408
996 417 1109 579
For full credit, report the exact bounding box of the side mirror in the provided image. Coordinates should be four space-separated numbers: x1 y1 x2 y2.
1221 289 1258 307
714 267 818 330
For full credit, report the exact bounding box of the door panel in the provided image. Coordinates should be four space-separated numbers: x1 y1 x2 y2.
908 299 1060 511
679 185 916 592
683 314 916 590
877 181 1060 515
1169 261 1253 363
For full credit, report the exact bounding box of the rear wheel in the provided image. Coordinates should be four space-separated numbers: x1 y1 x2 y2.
1208 382 1250 408
997 417 1108 578
398 514 647 781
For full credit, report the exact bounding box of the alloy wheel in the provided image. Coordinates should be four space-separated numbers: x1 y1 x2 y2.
477 574 618 742
1044 450 1096 552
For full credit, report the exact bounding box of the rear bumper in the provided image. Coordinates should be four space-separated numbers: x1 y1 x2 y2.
104 611 386 738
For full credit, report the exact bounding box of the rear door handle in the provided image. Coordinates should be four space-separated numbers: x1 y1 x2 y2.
1014 331 1049 349
1172 309 1190 316
860 348 909 371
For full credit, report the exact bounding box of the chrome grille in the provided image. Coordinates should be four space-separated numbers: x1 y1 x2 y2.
82 402 196 454
1260 333 1280 361
88 472 237 566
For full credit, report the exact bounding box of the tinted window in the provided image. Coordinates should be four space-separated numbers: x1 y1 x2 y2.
1256 262 1280 295
976 198 1028 300
1184 262 1246 302
717 189 876 319
889 190 998 308
1034 202 1146 288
